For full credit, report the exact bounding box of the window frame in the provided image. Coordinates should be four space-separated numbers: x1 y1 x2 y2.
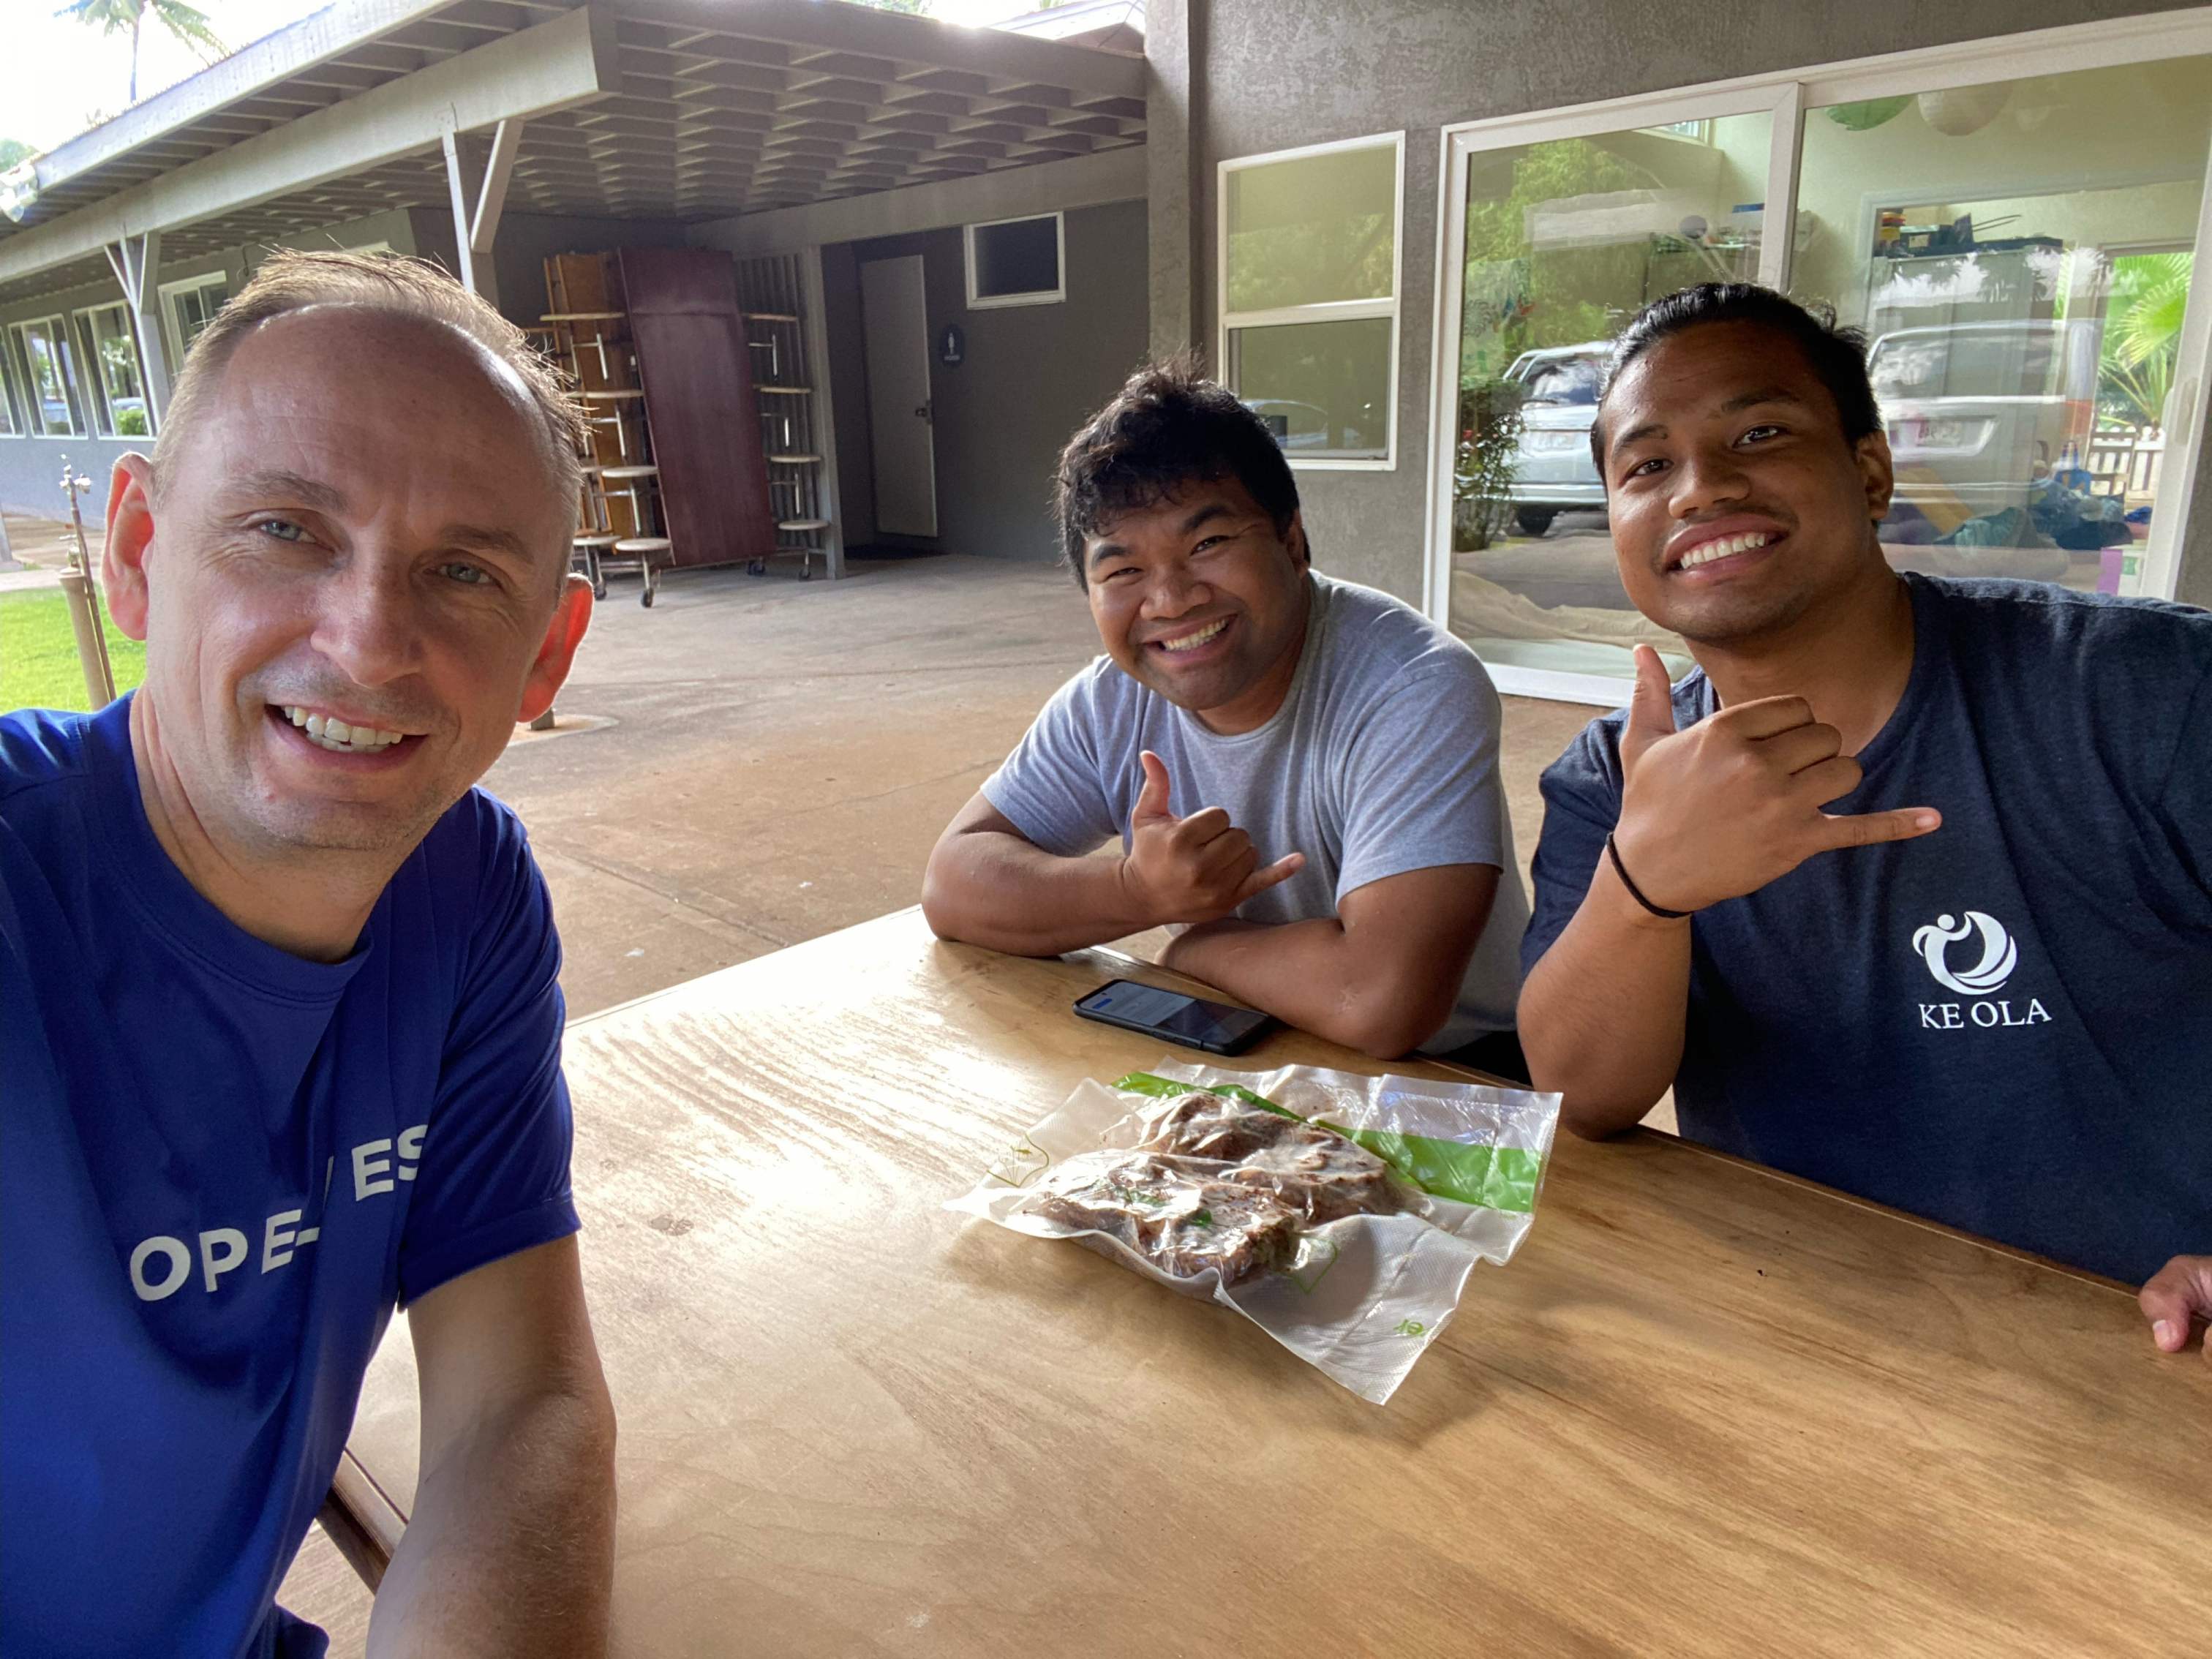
8 314 88 439
1217 129 1407 473
0 331 25 438
71 298 154 439
159 269 232 367
1423 10 2212 705
963 211 1066 309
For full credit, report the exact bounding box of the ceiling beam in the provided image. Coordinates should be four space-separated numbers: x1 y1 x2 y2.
689 142 1143 259
611 0 1144 100
0 8 616 286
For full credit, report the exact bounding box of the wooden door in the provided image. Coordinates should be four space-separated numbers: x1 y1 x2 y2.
617 247 776 569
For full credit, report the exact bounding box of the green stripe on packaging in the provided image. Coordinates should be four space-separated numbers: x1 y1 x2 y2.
1112 1070 1298 1118
1325 1126 1541 1214
1112 1072 1542 1214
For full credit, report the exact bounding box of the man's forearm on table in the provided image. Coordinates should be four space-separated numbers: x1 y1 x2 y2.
922 834 1152 957
1162 917 1453 1058
366 1383 617 1659
1519 860 1693 1133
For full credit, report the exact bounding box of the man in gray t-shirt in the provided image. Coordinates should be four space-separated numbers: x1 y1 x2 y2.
922 362 1528 1067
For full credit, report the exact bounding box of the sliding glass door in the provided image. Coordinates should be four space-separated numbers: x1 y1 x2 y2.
1430 20 2212 703
1445 108 1778 690
1796 60 2208 595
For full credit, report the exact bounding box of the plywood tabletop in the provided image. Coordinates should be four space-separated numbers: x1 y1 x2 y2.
339 908 2210 1657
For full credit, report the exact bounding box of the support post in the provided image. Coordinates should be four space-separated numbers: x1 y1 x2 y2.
1143 0 1202 362
104 229 171 427
440 122 476 293
797 246 846 581
470 118 522 259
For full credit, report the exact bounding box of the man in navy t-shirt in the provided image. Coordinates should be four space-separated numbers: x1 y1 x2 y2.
1516 283 2210 1359
2 252 616 1655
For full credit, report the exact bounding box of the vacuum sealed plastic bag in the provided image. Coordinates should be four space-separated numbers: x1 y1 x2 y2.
947 1058 1561 1404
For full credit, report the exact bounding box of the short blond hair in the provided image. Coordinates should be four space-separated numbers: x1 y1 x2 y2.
154 249 587 516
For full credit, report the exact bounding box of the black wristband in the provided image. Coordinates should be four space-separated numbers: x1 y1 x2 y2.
1606 832 1693 920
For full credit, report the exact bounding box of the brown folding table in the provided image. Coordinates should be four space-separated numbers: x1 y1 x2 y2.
329 908 2211 1655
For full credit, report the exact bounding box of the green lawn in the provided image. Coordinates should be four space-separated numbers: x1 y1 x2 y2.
0 587 148 714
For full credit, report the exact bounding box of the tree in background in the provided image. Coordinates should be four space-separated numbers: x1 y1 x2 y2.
1460 138 1645 386
56 0 225 107
0 140 33 169
2098 251 2192 432
1451 380 1524 552
1453 138 1646 543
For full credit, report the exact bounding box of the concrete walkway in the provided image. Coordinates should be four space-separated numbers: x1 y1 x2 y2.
2 508 93 573
491 552 1140 1014
464 552 1594 1018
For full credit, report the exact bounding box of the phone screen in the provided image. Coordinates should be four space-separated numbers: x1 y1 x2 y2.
1075 981 1268 1048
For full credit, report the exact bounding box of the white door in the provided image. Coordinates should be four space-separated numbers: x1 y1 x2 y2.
859 255 938 537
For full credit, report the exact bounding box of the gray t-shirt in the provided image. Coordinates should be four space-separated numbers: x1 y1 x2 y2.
983 572 1528 1048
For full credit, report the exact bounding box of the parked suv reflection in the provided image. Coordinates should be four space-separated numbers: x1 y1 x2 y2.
1501 344 1608 537
1868 319 2129 551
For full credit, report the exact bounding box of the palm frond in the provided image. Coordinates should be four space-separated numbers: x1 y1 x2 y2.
2115 271 2192 370
151 0 226 59
54 0 138 35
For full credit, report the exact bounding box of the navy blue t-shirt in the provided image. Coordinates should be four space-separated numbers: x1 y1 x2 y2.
1 697 582 1658
1524 576 2212 1284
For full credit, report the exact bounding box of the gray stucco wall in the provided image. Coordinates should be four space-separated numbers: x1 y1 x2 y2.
833 196 1151 562
1187 0 2212 608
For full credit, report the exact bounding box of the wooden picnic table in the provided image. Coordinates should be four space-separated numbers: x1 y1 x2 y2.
333 907 2210 1656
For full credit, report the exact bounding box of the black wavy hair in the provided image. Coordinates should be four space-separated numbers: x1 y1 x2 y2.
1054 355 1301 587
1591 283 1879 474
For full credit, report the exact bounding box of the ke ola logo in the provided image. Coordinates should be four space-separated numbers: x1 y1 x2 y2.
1911 911 2018 997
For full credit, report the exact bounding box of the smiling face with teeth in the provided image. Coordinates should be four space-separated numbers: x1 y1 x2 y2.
98 305 591 898
1598 320 1895 647
1081 475 1313 734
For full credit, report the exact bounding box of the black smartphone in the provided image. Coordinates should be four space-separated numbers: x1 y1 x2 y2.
1072 979 1278 1056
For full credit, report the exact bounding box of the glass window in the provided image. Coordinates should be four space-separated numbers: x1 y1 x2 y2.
1228 317 1393 456
0 341 21 437
166 275 231 364
1446 110 1773 680
1795 58 2211 598
10 317 86 437
966 214 1062 307
73 303 152 438
1222 134 1401 464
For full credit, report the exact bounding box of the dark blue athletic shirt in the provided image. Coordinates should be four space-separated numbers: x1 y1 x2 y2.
1 697 581 1658
1525 576 2212 1284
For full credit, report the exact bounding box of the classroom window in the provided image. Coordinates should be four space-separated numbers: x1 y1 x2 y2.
1220 133 1403 467
965 213 1064 308
0 340 22 437
9 317 86 437
163 273 231 364
72 302 153 437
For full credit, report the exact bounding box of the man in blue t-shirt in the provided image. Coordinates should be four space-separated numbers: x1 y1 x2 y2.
2 252 617 1655
1517 284 2209 1359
